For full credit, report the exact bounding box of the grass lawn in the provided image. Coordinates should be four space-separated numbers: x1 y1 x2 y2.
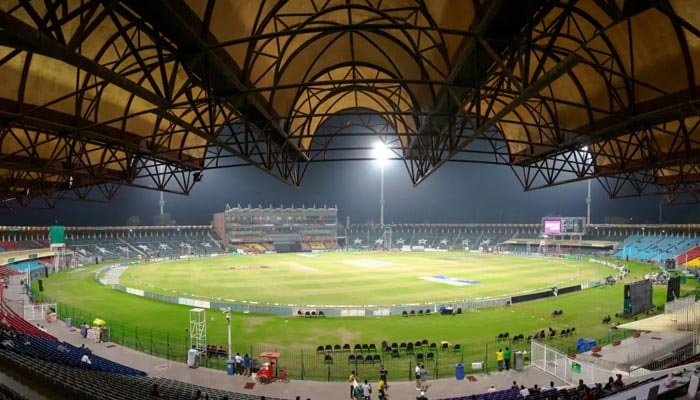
36 253 676 381
118 252 618 305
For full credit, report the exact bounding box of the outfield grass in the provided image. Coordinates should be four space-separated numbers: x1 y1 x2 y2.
119 252 617 305
36 253 678 381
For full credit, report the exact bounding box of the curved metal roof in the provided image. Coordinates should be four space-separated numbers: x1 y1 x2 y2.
0 0 699 211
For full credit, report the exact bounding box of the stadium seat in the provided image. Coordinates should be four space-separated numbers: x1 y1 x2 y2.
348 354 355 363
429 342 437 351
390 349 400 358
369 344 377 352
334 344 342 353
361 344 369 353
406 343 414 355
324 354 333 364
453 344 461 353
316 345 324 355
325 344 332 353
343 344 351 352
416 353 424 363
364 355 373 364
354 344 361 353
373 354 381 363
426 352 434 362
441 343 449 351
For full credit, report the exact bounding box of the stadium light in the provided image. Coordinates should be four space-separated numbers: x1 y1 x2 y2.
220 307 232 363
373 142 390 166
373 142 389 227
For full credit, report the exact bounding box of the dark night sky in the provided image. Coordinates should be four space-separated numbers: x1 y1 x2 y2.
3 161 699 226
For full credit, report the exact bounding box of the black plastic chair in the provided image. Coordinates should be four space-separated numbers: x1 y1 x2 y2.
324 354 333 364
334 344 342 353
426 352 435 362
453 344 461 353
316 345 325 355
416 353 424 363
354 344 362 353
343 344 351 352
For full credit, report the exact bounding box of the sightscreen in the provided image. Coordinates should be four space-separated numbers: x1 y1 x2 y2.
623 280 653 315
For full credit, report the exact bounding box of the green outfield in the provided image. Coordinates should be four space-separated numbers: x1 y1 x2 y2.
36 252 678 381
119 252 617 305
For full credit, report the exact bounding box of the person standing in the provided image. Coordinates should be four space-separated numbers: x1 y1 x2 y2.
361 379 372 400
243 353 251 376
349 370 357 399
504 347 511 371
378 378 387 400
379 364 388 383
496 348 504 371
419 364 428 392
414 364 421 390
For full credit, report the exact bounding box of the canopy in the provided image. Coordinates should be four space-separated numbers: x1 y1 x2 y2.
92 319 106 326
259 352 280 360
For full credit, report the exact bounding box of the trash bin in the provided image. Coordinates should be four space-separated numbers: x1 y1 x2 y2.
65 317 71 328
455 363 465 380
514 351 524 371
227 360 234 375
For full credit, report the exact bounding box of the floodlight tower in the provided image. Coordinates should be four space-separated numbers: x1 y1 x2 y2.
221 307 232 362
374 142 392 249
374 142 389 227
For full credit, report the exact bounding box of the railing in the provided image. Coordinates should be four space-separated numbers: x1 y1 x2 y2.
35 291 532 381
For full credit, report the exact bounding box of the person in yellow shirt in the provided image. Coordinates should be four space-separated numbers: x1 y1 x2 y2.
496 348 504 371
349 371 356 399
378 378 388 399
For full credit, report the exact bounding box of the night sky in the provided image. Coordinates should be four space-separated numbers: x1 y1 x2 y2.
4 161 699 226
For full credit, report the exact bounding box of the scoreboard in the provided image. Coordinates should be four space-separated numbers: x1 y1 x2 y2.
541 217 586 236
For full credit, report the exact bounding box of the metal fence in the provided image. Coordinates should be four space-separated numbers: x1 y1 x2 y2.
531 340 613 385
42 294 533 381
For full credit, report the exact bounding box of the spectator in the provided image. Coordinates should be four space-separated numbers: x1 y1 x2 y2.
416 391 428 400
378 378 387 400
362 379 372 400
511 381 518 389
149 384 160 398
243 353 251 376
80 353 92 367
543 381 556 392
379 364 388 383
496 348 504 371
612 374 624 391
504 347 511 370
348 370 356 399
487 385 496 393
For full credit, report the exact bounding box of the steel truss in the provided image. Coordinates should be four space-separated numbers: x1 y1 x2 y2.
1 0 700 207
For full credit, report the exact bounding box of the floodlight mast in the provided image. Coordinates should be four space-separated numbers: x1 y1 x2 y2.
221 307 232 362
374 143 389 228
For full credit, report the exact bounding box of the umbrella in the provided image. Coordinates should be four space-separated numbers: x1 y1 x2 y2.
92 318 106 326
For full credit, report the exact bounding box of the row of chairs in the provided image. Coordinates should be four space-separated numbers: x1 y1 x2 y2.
296 310 325 317
401 309 431 316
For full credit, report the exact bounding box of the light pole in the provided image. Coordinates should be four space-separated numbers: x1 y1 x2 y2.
221 307 232 362
374 142 389 227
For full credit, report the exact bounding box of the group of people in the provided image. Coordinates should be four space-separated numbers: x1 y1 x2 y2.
349 364 389 400
79 321 106 343
232 352 253 376
495 347 512 371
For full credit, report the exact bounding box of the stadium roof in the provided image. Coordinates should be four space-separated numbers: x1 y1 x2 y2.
1 1 700 211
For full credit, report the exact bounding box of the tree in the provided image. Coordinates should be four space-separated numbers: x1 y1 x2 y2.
153 213 175 226
125 215 141 226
